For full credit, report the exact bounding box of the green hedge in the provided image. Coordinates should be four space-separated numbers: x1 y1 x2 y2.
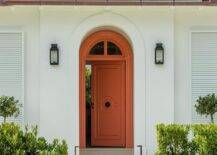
192 124 217 154
0 123 68 155
156 124 217 155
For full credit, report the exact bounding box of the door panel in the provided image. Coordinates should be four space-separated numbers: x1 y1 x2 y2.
91 62 126 147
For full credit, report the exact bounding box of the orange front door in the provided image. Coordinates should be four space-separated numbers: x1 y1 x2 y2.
91 61 126 147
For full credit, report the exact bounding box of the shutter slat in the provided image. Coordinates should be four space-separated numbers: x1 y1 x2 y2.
191 32 217 123
0 32 24 124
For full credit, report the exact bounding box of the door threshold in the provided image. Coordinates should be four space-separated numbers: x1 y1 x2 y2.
79 148 134 155
80 148 133 150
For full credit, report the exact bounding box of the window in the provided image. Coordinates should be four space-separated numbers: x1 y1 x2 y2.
0 32 24 124
89 41 104 55
89 41 122 56
191 32 217 123
108 42 122 55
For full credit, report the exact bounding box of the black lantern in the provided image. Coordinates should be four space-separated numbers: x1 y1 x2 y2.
50 44 59 65
155 43 164 64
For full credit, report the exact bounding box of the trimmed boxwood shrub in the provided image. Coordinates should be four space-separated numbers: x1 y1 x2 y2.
156 124 190 155
156 124 217 155
192 124 217 154
0 123 68 155
0 123 23 155
0 95 68 154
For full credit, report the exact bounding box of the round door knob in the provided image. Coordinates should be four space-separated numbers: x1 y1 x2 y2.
105 102 111 108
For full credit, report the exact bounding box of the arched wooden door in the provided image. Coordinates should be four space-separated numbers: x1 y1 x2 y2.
79 30 133 148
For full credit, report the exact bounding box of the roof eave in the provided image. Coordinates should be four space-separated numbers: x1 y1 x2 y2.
0 0 216 6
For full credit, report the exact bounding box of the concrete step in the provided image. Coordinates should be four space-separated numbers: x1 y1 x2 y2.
80 148 134 155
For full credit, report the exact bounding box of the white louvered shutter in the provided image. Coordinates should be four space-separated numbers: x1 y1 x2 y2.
191 32 217 123
0 32 24 124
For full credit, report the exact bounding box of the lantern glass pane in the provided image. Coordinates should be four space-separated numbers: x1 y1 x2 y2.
51 50 58 63
156 50 163 63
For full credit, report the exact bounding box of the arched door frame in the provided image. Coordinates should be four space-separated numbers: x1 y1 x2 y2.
79 30 133 148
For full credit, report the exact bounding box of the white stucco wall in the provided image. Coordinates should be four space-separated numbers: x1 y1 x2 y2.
174 7 217 124
38 7 174 155
0 5 216 155
0 7 40 125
